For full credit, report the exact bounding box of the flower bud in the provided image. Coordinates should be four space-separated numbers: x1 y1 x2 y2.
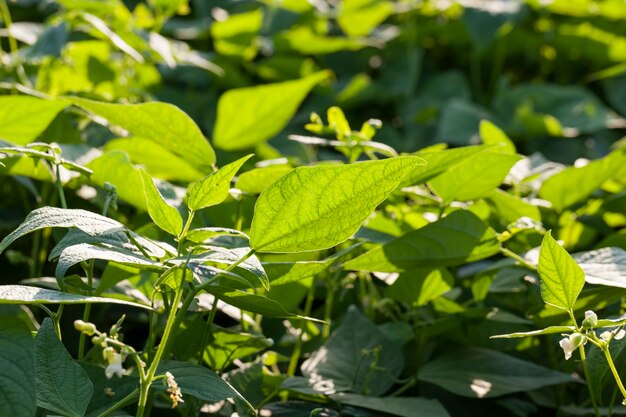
74 320 97 336
582 310 598 329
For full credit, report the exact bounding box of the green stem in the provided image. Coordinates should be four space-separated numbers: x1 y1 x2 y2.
603 345 626 406
501 247 537 271
579 345 601 417
322 280 336 339
197 297 219 365
54 305 63 340
287 280 316 377
55 163 67 209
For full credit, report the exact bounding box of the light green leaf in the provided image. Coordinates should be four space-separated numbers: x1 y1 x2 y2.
337 0 394 37
265 259 333 286
490 325 575 339
88 151 146 209
36 318 93 417
301 306 403 396
0 285 152 309
211 8 263 60
187 155 253 211
213 71 330 151
479 120 516 154
428 150 521 203
485 189 541 224
70 97 215 171
203 326 273 370
235 164 292 194
417 347 574 398
0 315 36 417
345 210 500 272
104 137 204 182
139 168 183 237
250 156 424 253
331 393 449 417
539 149 626 212
0 206 127 254
0 96 68 145
203 286 300 318
537 231 585 310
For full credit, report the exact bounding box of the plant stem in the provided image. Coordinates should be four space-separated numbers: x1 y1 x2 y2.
602 345 626 405
501 247 537 271
287 279 316 377
197 297 219 365
97 388 139 417
54 163 67 209
578 345 601 417
322 279 336 339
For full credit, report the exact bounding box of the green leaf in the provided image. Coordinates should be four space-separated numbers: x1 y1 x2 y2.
0 285 152 309
417 347 574 398
79 362 136 417
0 315 36 417
158 360 252 410
538 231 585 310
485 189 541 224
345 210 500 272
575 247 626 288
301 306 403 396
428 150 521 203
139 168 183 236
203 326 274 370
88 150 146 209
265 259 333 286
384 268 454 306
331 393 450 417
70 97 215 171
336 0 394 37
36 318 94 416
104 137 204 182
235 164 293 194
211 8 263 60
213 71 330 151
0 96 68 145
55 243 161 279
490 325 575 339
0 206 127 254
187 154 253 211
203 286 301 318
250 156 424 253
539 149 626 212
479 120 516 154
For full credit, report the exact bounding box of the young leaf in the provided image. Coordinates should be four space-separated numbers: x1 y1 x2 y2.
0 315 36 417
0 285 152 309
490 325 575 339
0 207 126 254
249 156 424 253
187 154 253 211
213 71 330 151
345 210 500 272
479 120 516 154
537 231 585 310
70 97 216 171
139 168 183 237
36 318 94 417
0 96 68 145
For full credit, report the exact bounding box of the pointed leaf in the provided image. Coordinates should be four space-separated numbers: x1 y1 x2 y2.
0 207 126 254
0 285 152 309
187 154 253 211
345 211 500 272
538 231 585 310
70 97 215 171
214 71 330 150
250 156 424 253
36 318 94 416
139 168 183 236
0 315 36 417
0 96 68 145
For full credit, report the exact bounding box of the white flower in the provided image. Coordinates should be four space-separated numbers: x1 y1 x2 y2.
582 310 598 329
103 348 128 379
600 328 626 342
559 333 585 360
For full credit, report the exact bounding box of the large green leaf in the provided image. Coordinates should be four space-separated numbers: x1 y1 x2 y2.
0 96 68 145
539 149 626 212
203 286 298 318
70 97 215 171
0 315 36 417
384 268 454 306
574 247 626 288
249 156 424 253
139 168 183 237
80 362 136 417
331 393 450 417
402 145 492 185
417 347 573 398
0 285 152 309
428 150 521 203
345 210 500 272
336 0 394 37
187 154 253 211
213 71 330 151
301 306 403 396
36 318 93 416
88 150 146 209
537 231 585 310
235 164 292 194
0 206 126 254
